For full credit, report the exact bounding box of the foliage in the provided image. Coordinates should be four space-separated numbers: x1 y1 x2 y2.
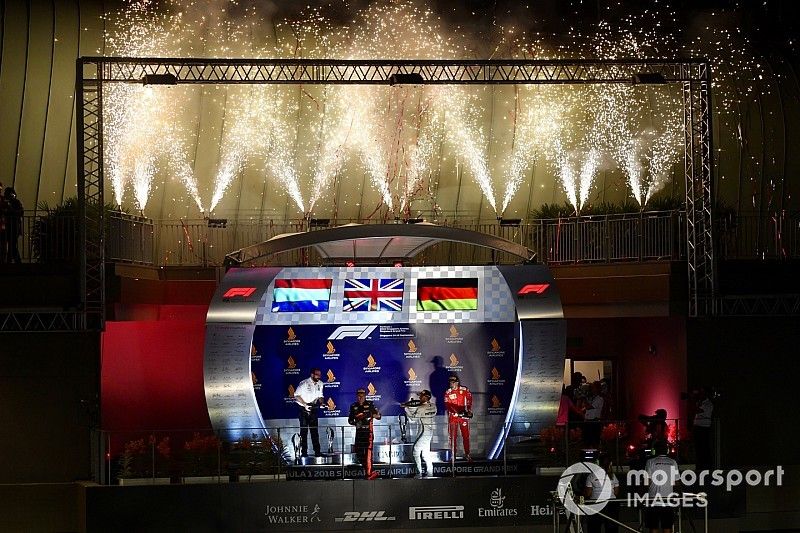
532 202 576 219
228 433 287 479
182 432 221 476
644 194 684 212
530 197 684 220
118 435 171 479
32 197 129 264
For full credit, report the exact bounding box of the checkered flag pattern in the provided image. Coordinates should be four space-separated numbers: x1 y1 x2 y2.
253 266 516 325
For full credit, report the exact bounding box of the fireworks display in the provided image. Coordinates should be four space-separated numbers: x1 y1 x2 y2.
101 0 775 219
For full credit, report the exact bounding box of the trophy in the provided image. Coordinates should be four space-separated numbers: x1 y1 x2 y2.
291 433 301 463
398 413 409 443
326 427 335 455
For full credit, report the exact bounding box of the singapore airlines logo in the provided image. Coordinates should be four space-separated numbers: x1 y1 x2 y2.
366 382 381 401
285 356 300 375
327 369 336 383
488 367 505 386
325 396 342 415
364 354 381 373
251 344 258 356
490 339 501 352
284 384 297 404
324 341 340 360
447 353 464 371
405 367 422 387
491 395 502 408
446 324 463 344
405 339 421 359
287 327 297 341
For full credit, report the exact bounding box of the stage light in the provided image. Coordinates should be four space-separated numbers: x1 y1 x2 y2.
141 73 178 85
404 218 424 224
631 72 666 84
207 218 227 228
309 218 330 228
393 261 404 268
498 218 521 226
388 72 424 86
345 261 355 268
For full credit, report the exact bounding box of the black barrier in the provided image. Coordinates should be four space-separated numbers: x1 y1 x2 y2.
85 477 559 531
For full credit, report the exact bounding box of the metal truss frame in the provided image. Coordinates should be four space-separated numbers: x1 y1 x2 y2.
718 294 800 316
69 56 715 332
95 57 707 84
77 61 106 331
682 66 716 316
0 310 81 332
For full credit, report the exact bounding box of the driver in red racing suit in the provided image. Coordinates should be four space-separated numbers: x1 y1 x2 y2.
444 374 473 461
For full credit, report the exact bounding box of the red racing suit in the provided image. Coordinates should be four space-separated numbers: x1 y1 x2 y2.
444 385 473 457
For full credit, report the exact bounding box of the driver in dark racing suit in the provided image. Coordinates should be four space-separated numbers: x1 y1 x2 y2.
348 388 381 480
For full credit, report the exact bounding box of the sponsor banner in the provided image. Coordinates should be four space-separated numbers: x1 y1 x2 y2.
251 322 516 422
86 475 558 530
335 511 396 522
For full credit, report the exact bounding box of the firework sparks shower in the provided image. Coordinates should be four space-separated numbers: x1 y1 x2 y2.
101 0 768 219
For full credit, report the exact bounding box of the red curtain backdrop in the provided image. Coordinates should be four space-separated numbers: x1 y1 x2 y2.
101 305 211 432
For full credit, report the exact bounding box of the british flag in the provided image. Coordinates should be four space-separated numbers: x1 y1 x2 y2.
343 278 404 312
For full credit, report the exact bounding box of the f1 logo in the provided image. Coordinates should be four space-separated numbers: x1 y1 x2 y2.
517 284 550 296
223 287 257 299
328 325 377 340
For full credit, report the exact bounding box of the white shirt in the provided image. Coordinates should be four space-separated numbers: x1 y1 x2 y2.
405 399 437 431
585 470 619 500
585 396 604 421
645 454 679 506
694 398 713 428
295 376 324 405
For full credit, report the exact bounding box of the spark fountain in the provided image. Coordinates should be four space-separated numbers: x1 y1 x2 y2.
101 0 769 220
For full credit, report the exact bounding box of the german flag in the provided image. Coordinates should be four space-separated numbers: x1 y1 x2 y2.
416 278 478 311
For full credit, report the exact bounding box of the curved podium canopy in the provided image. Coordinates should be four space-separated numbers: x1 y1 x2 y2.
224 223 536 266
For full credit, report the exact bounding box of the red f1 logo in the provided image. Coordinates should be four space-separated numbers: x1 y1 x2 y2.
517 284 550 296
223 287 257 299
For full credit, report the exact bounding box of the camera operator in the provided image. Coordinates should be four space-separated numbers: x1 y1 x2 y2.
639 409 668 448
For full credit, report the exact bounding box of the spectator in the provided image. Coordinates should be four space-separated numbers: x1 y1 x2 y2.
584 454 620 533
557 386 585 427
583 381 605 446
692 387 714 470
644 441 679 533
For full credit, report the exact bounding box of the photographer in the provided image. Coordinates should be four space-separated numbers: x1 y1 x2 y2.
639 409 668 448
